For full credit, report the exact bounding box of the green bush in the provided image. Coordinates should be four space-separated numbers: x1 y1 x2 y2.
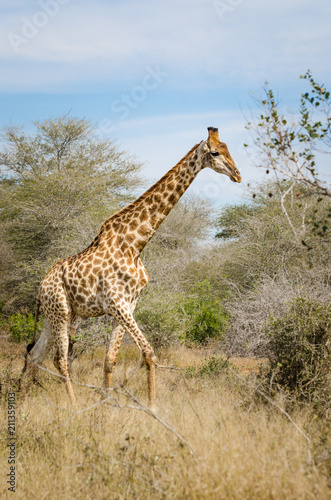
9 312 36 343
264 297 331 408
136 290 186 351
136 280 230 348
186 356 234 378
182 280 230 344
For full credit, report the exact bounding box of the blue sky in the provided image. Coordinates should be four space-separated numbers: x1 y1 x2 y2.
1 0 330 206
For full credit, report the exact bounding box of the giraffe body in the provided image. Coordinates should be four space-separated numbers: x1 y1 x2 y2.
23 127 241 407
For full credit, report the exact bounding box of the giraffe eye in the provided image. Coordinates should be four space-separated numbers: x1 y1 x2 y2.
211 151 220 157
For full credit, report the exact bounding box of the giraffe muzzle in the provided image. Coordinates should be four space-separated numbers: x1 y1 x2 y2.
230 173 241 183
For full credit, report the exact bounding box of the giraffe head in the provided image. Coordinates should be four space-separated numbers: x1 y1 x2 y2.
202 127 241 182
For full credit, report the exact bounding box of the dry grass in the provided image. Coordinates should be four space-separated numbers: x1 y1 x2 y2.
0 339 330 499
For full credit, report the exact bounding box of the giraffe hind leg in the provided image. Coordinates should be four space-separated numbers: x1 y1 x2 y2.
52 321 77 404
103 319 126 390
21 319 54 390
53 347 61 373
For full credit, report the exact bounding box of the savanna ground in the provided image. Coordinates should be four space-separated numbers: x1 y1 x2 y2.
1 335 330 500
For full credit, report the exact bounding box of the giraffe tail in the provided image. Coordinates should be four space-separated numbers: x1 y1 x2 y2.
26 298 40 353
19 298 41 386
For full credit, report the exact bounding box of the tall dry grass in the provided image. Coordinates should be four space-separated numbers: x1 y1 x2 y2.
0 344 330 499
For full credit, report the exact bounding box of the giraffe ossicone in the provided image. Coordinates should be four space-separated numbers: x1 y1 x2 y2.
22 127 241 408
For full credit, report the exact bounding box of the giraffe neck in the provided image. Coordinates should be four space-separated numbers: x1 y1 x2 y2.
109 141 204 253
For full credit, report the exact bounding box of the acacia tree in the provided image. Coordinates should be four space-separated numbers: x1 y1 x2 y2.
0 116 144 309
245 71 331 243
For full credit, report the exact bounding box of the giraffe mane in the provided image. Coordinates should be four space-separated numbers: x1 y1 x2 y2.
83 141 202 252
117 141 202 215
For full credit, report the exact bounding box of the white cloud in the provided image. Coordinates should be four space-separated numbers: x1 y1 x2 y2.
0 0 330 91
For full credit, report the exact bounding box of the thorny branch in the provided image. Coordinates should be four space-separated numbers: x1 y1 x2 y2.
32 360 311 463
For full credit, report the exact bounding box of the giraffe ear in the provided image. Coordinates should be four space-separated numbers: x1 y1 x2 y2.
207 127 220 141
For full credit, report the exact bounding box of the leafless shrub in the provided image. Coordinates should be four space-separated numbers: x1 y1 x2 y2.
223 267 331 357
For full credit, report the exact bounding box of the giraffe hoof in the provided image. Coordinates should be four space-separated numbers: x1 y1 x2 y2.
143 351 157 365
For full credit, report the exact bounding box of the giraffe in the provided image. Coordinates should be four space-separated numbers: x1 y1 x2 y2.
22 127 241 408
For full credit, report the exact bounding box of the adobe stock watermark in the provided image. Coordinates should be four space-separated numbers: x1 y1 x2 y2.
213 0 245 21
7 391 17 493
202 170 233 198
96 65 169 137
7 0 70 54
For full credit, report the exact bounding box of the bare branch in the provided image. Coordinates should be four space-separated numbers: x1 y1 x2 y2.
34 363 196 457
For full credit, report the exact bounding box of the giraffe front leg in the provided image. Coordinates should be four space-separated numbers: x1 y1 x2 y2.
143 350 156 410
103 319 125 390
107 300 157 409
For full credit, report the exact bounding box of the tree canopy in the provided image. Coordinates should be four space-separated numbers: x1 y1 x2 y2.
0 116 144 308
